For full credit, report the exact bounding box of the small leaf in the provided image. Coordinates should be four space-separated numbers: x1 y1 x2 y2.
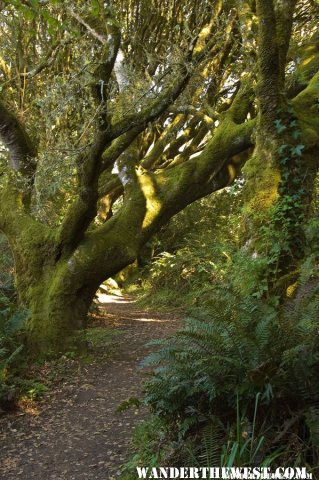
290 144 304 156
277 144 288 154
292 130 302 140
274 120 287 134
279 156 289 165
20 5 36 20
91 0 101 16
289 119 298 128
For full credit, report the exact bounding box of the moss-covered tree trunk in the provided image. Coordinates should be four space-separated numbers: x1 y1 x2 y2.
3 218 89 353
243 0 319 290
9 240 132 355
5 213 136 355
23 273 93 355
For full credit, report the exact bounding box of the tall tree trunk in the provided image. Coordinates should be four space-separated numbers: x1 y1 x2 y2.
244 0 306 283
7 229 89 354
21 267 96 355
10 241 132 355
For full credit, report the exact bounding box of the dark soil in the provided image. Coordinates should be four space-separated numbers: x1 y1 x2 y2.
0 295 180 480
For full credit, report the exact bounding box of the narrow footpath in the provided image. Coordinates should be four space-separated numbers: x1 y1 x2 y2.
0 295 181 480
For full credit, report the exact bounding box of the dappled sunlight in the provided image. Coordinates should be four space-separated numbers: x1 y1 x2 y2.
137 171 163 230
94 292 172 325
0 0 318 474
129 317 170 323
16 398 41 416
97 293 135 304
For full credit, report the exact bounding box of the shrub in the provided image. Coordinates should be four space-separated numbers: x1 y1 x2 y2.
0 234 28 409
124 188 319 471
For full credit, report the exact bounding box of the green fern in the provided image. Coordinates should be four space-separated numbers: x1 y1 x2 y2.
306 408 319 449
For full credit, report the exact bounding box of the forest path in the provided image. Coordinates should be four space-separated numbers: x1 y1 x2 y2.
0 294 181 480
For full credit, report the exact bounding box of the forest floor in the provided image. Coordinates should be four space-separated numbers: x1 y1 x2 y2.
0 294 181 480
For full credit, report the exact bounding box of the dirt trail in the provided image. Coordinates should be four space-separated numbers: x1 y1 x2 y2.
0 295 181 480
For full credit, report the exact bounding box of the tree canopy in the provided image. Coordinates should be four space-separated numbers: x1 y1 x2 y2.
0 0 318 353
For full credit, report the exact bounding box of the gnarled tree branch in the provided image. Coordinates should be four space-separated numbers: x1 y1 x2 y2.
0 101 36 179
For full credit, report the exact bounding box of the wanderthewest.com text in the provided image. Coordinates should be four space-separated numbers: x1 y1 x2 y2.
136 467 313 479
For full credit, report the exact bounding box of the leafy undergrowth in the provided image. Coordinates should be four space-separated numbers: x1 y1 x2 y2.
0 256 29 412
122 283 319 477
122 191 319 477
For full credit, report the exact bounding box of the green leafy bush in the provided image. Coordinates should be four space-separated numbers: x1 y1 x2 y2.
0 300 28 409
124 185 319 471
122 417 171 479
136 275 319 467
0 234 28 409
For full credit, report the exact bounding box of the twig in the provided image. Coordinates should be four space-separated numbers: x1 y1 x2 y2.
68 8 106 45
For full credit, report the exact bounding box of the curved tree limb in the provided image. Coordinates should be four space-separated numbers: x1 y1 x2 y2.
58 12 219 254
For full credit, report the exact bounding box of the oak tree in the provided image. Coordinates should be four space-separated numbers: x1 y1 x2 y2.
0 0 318 353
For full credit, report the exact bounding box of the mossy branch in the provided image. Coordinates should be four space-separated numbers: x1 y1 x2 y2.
58 18 213 254
78 93 255 283
0 101 37 178
256 0 296 130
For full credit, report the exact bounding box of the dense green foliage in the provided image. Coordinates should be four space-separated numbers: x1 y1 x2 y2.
0 235 28 408
123 181 319 475
0 0 318 476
